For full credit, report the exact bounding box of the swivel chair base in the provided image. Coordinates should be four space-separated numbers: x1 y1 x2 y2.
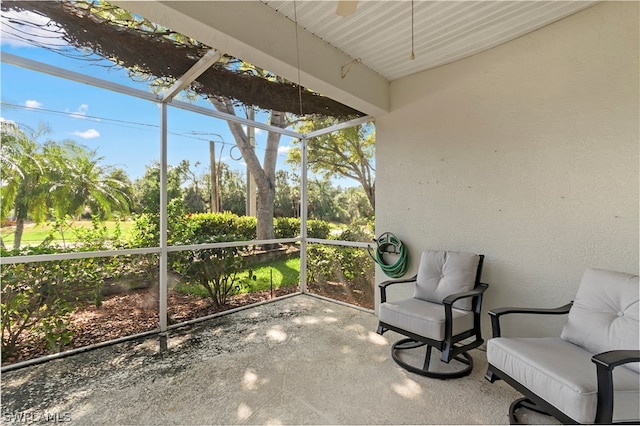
391 338 473 379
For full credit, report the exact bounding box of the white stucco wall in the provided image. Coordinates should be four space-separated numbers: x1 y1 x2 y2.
375 2 639 337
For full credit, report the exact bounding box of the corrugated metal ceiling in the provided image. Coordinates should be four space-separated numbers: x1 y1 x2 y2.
261 1 597 81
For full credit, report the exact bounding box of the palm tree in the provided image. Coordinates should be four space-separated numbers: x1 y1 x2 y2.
0 121 50 249
1 124 133 249
44 140 132 220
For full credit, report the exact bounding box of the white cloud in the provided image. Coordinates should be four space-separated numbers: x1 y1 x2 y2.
25 100 42 109
242 126 265 136
72 129 100 139
69 104 90 119
278 146 292 155
1 10 67 48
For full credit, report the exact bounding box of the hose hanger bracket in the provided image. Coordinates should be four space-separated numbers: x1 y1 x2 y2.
368 232 409 278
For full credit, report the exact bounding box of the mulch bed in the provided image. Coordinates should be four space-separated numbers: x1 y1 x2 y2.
3 282 372 366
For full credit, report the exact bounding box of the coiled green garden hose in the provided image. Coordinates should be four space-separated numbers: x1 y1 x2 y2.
368 232 409 278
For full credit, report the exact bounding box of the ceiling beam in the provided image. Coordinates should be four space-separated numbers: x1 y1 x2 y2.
305 115 374 139
162 49 223 103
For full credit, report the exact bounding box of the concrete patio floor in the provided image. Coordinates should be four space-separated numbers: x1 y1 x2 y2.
2 294 539 425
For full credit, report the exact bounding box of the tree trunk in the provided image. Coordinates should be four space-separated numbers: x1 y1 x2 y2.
12 199 27 249
13 219 24 250
365 181 375 210
258 111 285 243
209 97 287 243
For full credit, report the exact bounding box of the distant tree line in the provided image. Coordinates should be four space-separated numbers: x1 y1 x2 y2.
1 120 373 249
135 161 373 222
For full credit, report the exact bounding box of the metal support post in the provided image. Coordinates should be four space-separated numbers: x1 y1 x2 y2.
299 136 308 294
159 103 168 333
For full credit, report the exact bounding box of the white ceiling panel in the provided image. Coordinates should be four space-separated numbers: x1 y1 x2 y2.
261 1 597 81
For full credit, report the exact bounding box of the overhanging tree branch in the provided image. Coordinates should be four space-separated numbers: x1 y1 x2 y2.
1 0 364 118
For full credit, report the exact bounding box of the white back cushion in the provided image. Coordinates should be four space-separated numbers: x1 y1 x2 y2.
413 250 480 310
561 268 640 373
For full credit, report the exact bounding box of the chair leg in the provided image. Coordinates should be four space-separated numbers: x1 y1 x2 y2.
508 397 557 425
423 345 433 371
484 367 499 383
390 338 474 379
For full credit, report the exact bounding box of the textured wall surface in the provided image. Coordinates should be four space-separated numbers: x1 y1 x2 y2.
376 2 639 337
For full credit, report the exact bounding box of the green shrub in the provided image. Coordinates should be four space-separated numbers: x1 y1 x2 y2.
0 215 159 361
169 234 251 307
306 244 335 283
305 218 375 304
70 216 123 250
273 217 331 239
307 219 331 239
131 211 332 245
128 213 159 247
334 218 375 243
306 244 366 283
179 212 257 243
306 243 374 300
164 211 257 307
274 217 300 238
233 215 258 241
0 245 100 360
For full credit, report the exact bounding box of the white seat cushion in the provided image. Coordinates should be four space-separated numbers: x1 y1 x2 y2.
487 337 640 424
379 298 474 341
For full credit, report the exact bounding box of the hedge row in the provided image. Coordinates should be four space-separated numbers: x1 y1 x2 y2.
177 213 331 242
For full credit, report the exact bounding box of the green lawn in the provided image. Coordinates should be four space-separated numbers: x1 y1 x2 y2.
239 257 300 292
174 257 301 298
1 220 135 248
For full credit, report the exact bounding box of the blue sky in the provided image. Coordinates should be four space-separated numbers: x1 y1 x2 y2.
0 9 297 183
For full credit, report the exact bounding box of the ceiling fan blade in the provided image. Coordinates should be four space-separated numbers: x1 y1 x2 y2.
336 0 358 16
